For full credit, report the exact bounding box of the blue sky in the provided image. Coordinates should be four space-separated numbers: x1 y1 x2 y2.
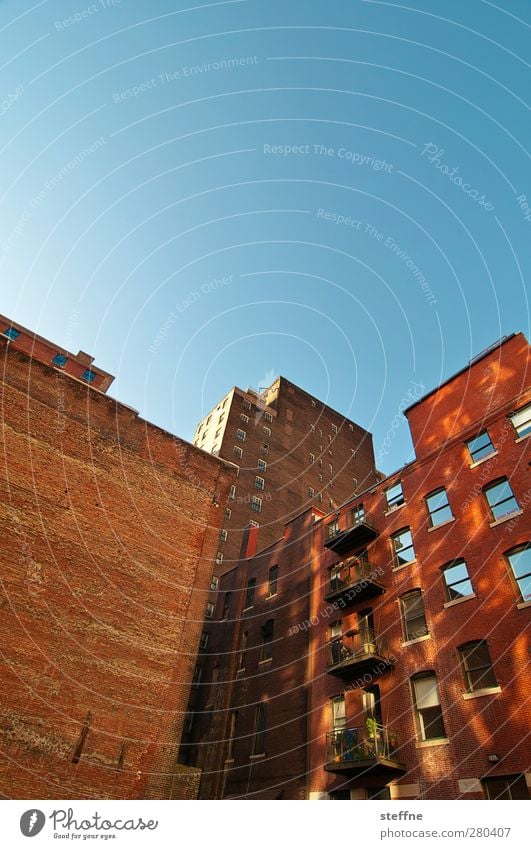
0 0 529 472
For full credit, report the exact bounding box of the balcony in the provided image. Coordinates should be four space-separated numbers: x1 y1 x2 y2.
325 557 385 605
326 631 393 678
324 512 379 554
325 724 406 778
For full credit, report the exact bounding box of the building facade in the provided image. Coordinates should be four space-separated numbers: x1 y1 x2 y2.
0 322 235 799
192 377 380 574
188 333 531 800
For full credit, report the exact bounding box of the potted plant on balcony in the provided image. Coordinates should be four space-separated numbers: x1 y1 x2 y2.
364 716 379 757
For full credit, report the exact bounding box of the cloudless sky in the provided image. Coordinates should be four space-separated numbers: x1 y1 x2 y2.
0 0 529 472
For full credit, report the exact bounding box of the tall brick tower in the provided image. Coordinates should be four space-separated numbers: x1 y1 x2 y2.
192 376 380 574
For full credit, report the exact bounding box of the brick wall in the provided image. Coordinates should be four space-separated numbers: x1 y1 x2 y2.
0 341 234 799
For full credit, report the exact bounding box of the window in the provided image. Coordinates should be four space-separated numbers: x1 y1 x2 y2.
249 520 259 528
392 528 416 567
318 474 323 483
349 423 354 431
227 711 238 760
252 702 267 755
309 453 315 464
510 403 531 439
3 326 20 340
236 429 246 442
210 576 219 591
327 519 339 538
426 488 453 527
331 695 346 730
310 424 315 432
219 412 225 423
411 674 446 741
331 424 338 434
505 544 531 602
459 641 498 692
267 565 279 597
221 591 231 620
233 446 243 459
243 399 251 410
220 529 228 542
260 619 274 661
251 496 262 513
328 480 333 489
318 458 323 467
264 411 273 423
329 620 342 640
255 476 265 491
205 602 215 619
484 478 520 522
82 369 96 383
317 493 323 503
260 442 269 455
240 413 249 423
199 632 209 649
225 507 232 520
214 428 221 439
351 504 365 524
482 775 529 800
311 399 316 407
328 463 333 474
386 482 405 510
192 665 202 687
229 485 236 500
52 353 68 367
215 551 223 566
400 590 429 641
257 459 267 472
238 632 248 669
308 486 315 498
467 430 495 463
442 560 473 601
244 578 256 609
263 425 271 436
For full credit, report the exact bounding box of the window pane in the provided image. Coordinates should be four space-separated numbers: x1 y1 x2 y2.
511 404 531 438
507 547 531 579
468 431 494 461
447 578 473 600
393 529 415 565
420 706 446 740
386 483 404 508
413 676 440 709
486 480 519 520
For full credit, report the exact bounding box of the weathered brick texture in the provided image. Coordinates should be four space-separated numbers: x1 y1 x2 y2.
0 340 234 799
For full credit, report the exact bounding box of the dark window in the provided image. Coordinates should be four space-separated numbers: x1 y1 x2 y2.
459 641 498 692
260 442 269 455
510 404 531 439
3 326 20 340
260 619 274 661
426 488 453 527
199 632 209 649
442 560 473 601
244 578 256 609
327 519 339 538
400 590 429 641
227 711 238 760
482 775 529 800
267 565 279 597
505 544 531 603
392 528 416 567
52 353 68 367
221 592 231 620
484 478 520 522
367 787 391 800
253 703 267 755
411 674 446 741
191 665 202 687
386 482 404 510
238 631 248 669
331 695 346 730
205 602 214 619
467 430 495 463
82 369 96 383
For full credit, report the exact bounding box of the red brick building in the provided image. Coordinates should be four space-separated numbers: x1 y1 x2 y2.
191 333 531 800
0 321 235 799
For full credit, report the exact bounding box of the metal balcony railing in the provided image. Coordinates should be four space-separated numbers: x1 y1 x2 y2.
326 630 393 677
326 723 402 770
326 557 385 602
